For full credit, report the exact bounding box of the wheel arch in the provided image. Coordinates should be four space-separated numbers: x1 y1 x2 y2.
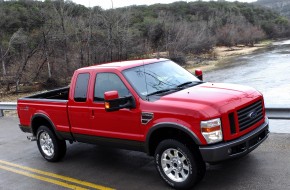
31 113 63 140
146 122 201 156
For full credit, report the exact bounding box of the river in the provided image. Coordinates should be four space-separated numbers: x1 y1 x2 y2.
205 39 290 133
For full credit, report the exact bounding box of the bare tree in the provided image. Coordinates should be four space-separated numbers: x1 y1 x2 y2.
51 0 75 78
155 13 214 63
216 15 240 47
0 29 23 77
16 33 41 92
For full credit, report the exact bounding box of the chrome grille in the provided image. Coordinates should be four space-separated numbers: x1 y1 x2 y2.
237 100 264 131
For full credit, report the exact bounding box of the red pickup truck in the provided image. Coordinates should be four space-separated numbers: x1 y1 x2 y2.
17 58 269 189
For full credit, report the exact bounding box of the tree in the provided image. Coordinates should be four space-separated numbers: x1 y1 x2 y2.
0 0 289 92
0 29 22 77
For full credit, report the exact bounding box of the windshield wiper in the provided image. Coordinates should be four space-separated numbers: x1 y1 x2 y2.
146 81 203 97
177 81 203 88
146 88 176 97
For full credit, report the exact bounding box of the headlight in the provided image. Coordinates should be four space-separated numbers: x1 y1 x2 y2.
201 118 223 144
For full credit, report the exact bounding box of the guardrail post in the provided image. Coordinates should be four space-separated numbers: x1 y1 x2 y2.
0 110 4 117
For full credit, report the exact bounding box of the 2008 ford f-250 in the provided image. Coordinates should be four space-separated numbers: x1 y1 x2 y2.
17 58 269 189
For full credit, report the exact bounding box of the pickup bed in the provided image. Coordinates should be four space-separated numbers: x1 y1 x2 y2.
17 58 269 189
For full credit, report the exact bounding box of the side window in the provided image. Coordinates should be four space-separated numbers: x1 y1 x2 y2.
94 73 130 101
74 73 90 102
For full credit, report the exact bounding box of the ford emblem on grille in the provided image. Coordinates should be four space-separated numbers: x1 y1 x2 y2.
248 110 258 119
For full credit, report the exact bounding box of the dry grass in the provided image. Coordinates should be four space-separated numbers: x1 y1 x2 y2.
215 46 262 57
187 42 270 72
0 91 36 102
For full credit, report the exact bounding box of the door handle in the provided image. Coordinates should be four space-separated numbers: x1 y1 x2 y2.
91 109 95 119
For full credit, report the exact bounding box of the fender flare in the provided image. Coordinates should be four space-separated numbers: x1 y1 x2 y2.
145 122 201 154
31 113 63 140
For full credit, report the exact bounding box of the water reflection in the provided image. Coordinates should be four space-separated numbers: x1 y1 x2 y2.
205 39 290 133
272 39 290 46
206 40 290 106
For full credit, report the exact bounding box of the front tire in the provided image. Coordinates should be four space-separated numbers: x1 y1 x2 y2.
155 139 205 190
37 126 66 162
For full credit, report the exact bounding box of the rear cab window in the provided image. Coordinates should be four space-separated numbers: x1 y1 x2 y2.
74 73 90 102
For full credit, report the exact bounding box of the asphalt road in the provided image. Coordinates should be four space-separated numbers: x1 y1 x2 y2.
1 116 290 190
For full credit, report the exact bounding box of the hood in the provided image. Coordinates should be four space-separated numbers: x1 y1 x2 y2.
158 82 261 117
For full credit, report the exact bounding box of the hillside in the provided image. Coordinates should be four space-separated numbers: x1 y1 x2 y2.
0 0 289 93
256 0 290 18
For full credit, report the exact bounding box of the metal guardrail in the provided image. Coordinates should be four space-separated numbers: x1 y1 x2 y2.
0 102 289 119
0 102 17 117
265 105 290 120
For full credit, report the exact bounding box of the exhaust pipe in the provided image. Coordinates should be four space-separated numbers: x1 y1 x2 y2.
27 136 36 141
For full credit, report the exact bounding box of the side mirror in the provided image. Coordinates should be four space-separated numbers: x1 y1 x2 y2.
104 90 119 100
195 69 203 81
104 91 135 112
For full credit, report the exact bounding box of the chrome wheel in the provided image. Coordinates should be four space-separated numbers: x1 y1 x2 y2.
39 131 54 157
161 148 190 182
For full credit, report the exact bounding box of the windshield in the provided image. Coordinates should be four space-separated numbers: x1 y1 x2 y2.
123 60 200 99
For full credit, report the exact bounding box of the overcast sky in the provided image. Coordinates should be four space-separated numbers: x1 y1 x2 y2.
72 0 257 9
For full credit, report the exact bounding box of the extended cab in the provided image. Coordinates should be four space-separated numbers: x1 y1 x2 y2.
17 58 269 189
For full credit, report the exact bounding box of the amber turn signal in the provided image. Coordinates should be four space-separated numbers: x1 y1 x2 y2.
105 102 110 109
201 126 221 133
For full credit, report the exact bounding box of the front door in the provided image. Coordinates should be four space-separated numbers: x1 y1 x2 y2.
90 72 142 141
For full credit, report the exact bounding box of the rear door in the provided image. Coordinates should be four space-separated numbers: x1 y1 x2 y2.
68 72 92 134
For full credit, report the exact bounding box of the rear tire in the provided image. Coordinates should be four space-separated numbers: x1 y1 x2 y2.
155 139 205 190
36 126 66 162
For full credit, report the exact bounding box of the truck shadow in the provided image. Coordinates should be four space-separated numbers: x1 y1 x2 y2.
196 155 265 190
63 143 168 189
62 143 266 190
